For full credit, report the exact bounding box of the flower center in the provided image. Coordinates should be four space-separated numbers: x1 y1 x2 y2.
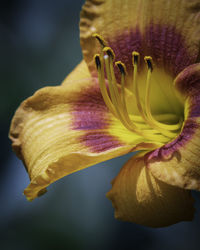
93 34 183 144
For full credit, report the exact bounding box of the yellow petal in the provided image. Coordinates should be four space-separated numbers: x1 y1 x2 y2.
80 0 200 75
61 60 90 85
147 63 200 191
107 153 195 228
10 68 156 200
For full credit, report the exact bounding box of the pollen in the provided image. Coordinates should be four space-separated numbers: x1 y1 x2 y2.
93 34 183 144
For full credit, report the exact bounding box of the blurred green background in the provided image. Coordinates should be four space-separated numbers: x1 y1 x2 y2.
1 0 200 250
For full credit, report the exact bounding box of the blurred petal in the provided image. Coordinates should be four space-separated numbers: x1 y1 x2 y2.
107 153 195 228
80 0 200 75
10 68 157 200
147 63 200 191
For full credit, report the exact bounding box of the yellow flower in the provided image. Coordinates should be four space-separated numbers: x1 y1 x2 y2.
9 0 200 227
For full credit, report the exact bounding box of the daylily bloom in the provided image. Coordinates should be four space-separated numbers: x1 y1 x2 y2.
9 0 200 228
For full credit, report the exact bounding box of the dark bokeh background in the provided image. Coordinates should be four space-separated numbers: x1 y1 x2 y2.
1 1 200 249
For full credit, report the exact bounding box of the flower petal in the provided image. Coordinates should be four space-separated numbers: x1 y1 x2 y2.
146 63 200 191
61 60 90 85
10 70 156 200
107 153 195 228
80 0 200 75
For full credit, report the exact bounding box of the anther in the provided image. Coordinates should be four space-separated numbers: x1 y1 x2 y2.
132 51 140 65
103 47 115 60
115 61 127 75
144 56 153 72
94 54 101 69
92 33 107 48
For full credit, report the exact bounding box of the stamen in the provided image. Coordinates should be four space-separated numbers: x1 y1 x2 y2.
94 54 116 116
92 33 107 48
144 56 153 72
93 36 182 144
114 61 170 142
103 47 115 60
103 48 145 134
104 54 117 108
103 51 149 136
103 54 132 130
103 47 120 109
115 61 127 110
144 56 181 137
115 61 138 128
132 51 140 66
132 51 146 120
116 61 127 75
94 54 101 69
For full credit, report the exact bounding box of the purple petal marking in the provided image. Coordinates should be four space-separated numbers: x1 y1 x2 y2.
175 64 200 117
145 24 195 76
107 27 143 74
72 81 124 153
107 24 196 78
80 132 123 153
175 65 200 95
188 95 200 118
145 120 199 163
72 82 109 130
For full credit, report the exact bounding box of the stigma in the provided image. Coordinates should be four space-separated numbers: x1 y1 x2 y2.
93 34 183 144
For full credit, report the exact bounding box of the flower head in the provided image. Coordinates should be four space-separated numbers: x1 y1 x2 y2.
9 0 200 227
